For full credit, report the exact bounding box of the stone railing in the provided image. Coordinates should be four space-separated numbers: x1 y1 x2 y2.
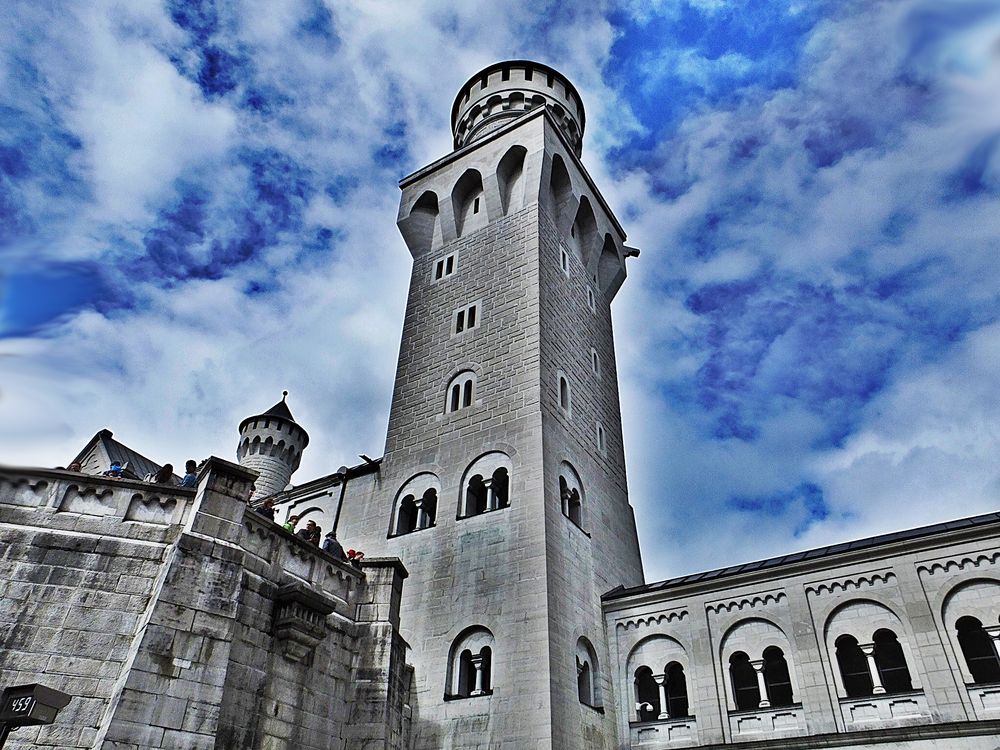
0 466 196 541
728 703 805 740
967 682 1000 720
240 510 362 621
630 716 697 748
839 690 929 728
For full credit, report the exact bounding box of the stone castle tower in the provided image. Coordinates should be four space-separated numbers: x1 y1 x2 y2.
336 60 644 749
237 391 309 501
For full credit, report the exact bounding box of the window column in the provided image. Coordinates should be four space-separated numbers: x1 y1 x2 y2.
750 659 771 708
859 643 886 695
653 673 669 720
470 654 488 696
414 497 428 529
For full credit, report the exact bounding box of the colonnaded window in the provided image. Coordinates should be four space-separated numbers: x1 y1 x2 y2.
558 461 584 529
634 666 660 721
835 630 913 697
389 473 440 537
762 646 794 706
446 371 476 413
446 626 494 699
576 637 602 708
459 452 512 518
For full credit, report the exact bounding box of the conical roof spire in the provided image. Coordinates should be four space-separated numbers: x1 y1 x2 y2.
263 390 295 422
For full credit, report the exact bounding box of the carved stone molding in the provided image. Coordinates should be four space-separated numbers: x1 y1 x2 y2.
273 582 337 662
707 591 786 615
616 610 687 632
917 552 1000 577
805 571 896 597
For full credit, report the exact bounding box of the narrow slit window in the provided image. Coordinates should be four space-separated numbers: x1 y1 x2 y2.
596 422 606 453
591 349 600 376
546 73 553 87
525 68 533 81
435 260 444 280
561 250 569 274
463 379 473 408
501 67 510 81
450 385 461 413
446 255 454 274
473 197 480 214
456 310 465 333
587 288 595 311
559 376 570 412
467 305 477 328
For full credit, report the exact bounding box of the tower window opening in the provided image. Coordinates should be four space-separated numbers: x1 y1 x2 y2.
546 73 553 87
447 627 494 699
480 76 488 89
501 66 510 81
559 474 583 527
453 302 480 336
591 348 600 377
446 371 477 413
460 454 513 518
559 375 571 413
432 252 457 283
596 422 606 453
587 288 595 311
525 67 533 81
473 197 480 214
561 250 569 274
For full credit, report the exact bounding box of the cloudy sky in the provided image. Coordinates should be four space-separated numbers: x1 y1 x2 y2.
2 0 999 581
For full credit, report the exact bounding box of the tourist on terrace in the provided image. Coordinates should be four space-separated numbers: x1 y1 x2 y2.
256 498 276 521
322 531 347 560
179 460 198 488
144 464 174 484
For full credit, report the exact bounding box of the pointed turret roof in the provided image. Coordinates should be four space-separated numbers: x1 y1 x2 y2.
263 391 295 422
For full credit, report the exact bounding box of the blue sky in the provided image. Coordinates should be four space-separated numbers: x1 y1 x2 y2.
2 0 999 581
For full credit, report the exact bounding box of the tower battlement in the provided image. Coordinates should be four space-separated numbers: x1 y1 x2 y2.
451 60 586 156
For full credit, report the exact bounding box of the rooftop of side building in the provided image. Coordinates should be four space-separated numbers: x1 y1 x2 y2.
604 508 1000 602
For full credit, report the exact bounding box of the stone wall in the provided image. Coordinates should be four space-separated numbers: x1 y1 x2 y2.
0 460 410 750
603 517 1000 749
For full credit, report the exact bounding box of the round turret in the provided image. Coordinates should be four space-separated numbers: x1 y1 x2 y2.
451 60 586 157
236 391 309 501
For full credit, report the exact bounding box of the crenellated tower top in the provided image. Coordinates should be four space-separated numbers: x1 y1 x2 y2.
451 60 586 156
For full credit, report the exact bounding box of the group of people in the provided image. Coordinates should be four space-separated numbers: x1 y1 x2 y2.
64 459 200 488
66 459 364 569
252 501 364 569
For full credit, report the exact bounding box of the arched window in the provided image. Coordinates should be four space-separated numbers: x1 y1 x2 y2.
445 371 476 413
665 662 689 718
576 637 601 707
634 666 660 721
957 616 1000 684
459 453 512 518
763 646 794 706
558 374 571 413
590 348 600 377
390 474 440 537
873 629 912 693
729 651 760 710
446 627 494 699
558 475 582 528
835 635 873 697
595 422 606 453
